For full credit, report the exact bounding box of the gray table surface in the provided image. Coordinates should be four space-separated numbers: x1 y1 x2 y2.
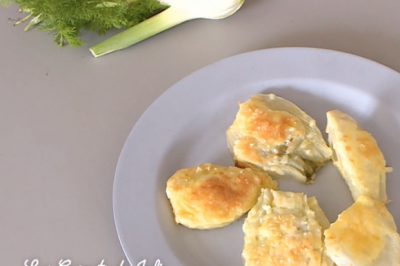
2 1 400 265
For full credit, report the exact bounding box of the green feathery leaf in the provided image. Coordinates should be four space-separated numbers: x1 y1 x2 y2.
0 0 11 7
1 0 168 46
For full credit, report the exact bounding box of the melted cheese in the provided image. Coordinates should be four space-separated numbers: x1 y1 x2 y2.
324 195 400 266
236 100 305 146
243 189 333 266
326 109 389 202
166 163 277 229
227 94 332 183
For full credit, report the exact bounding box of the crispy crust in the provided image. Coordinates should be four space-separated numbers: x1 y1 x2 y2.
243 189 333 266
227 94 332 183
326 109 389 202
324 195 400 266
166 163 277 229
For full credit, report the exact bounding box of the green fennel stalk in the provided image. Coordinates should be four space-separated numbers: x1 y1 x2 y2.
89 0 244 57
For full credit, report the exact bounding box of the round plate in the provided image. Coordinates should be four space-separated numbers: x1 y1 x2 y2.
113 47 400 266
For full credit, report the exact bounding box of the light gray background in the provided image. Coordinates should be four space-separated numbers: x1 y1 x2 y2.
1 1 400 265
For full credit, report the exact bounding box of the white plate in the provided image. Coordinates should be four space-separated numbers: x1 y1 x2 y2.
113 47 400 266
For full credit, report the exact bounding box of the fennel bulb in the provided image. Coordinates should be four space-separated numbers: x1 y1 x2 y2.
89 0 244 57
